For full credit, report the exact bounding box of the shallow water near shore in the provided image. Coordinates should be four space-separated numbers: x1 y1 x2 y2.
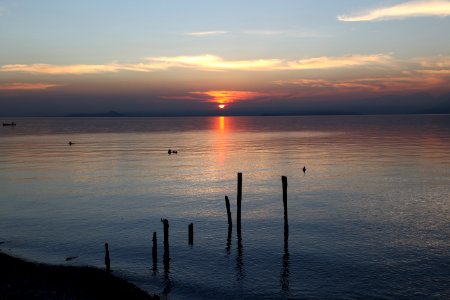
1 115 450 299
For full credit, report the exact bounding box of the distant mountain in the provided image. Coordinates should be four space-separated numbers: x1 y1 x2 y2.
66 110 126 117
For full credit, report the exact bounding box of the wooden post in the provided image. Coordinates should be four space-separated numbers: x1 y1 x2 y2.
152 232 157 266
104 242 110 273
162 219 169 253
237 172 242 234
282 176 289 239
188 223 194 245
161 219 170 271
225 196 232 228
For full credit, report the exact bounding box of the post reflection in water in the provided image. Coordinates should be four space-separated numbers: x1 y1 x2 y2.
226 226 232 254
280 238 290 294
236 232 245 282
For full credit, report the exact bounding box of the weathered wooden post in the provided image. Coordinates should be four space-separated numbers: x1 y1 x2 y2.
225 196 232 228
282 176 289 239
237 172 242 234
161 219 170 271
104 242 111 273
188 223 194 245
152 232 157 266
162 219 169 253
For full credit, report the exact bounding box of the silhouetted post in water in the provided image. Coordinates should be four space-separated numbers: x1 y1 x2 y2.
237 172 242 235
188 223 194 245
225 196 232 228
162 219 169 255
161 219 170 272
104 243 110 273
282 176 289 239
152 232 157 267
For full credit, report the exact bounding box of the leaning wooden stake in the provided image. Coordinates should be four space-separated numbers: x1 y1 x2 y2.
152 232 157 266
237 172 242 234
188 223 194 245
225 196 232 229
282 176 289 239
104 242 111 273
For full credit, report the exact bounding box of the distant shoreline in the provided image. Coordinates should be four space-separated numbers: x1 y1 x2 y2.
0 251 159 299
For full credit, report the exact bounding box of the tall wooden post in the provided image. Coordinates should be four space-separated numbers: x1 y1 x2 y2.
188 223 194 245
104 242 111 273
237 172 242 234
282 176 289 239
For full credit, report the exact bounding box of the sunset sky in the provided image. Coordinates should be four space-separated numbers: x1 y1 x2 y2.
1 0 450 116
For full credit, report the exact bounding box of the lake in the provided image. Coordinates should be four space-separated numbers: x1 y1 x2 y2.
1 115 449 299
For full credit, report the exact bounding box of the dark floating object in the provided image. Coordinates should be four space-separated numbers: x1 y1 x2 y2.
3 122 16 126
69 141 74 146
302 166 306 173
65 256 78 261
168 149 178 154
168 149 171 155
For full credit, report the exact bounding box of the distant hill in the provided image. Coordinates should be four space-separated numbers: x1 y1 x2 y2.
66 110 126 117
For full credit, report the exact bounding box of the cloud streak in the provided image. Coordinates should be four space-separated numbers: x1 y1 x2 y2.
191 90 269 104
0 82 60 91
186 31 227 36
275 75 447 97
338 0 450 22
0 54 392 75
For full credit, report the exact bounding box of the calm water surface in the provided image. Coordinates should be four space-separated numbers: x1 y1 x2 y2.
0 115 449 299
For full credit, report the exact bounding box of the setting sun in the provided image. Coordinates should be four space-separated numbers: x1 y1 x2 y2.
218 104 225 109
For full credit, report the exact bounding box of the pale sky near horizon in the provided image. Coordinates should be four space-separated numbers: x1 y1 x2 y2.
1 0 450 115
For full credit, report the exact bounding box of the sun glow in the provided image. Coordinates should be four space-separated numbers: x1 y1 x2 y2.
218 104 226 109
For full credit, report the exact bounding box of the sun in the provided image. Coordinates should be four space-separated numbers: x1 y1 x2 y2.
218 104 225 109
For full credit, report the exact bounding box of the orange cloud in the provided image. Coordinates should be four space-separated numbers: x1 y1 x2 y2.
191 90 267 104
0 82 59 91
338 0 450 22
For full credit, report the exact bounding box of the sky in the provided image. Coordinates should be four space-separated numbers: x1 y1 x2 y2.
1 0 450 116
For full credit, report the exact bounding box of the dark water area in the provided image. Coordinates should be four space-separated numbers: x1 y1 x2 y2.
0 115 449 299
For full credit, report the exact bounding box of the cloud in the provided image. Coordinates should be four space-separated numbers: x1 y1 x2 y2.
338 0 450 22
146 55 283 71
0 54 393 75
287 54 392 70
275 76 447 97
191 90 269 104
0 64 122 75
186 31 228 36
146 54 392 72
418 56 450 69
0 82 60 91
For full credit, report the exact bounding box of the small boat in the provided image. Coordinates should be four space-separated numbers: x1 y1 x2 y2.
2 122 16 126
